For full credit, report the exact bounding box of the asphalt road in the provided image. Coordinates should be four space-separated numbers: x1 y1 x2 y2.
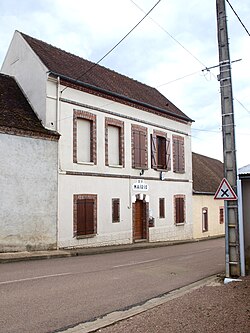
0 238 225 333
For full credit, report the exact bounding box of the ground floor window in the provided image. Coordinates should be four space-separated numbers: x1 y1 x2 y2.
174 195 185 224
73 194 97 237
219 207 224 224
202 207 208 232
112 198 120 223
159 198 165 218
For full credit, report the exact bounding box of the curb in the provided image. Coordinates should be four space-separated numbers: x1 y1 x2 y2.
57 275 221 333
0 236 224 264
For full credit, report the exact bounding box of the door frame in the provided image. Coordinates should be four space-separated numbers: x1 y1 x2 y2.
132 194 149 242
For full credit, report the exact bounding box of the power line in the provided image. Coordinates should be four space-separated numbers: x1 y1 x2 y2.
61 0 162 93
129 0 208 69
226 0 250 36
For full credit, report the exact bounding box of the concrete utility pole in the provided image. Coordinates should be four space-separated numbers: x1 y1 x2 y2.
216 0 240 277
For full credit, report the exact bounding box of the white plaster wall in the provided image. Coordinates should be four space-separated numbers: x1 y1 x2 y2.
0 133 58 252
1 31 48 126
58 174 193 248
192 195 225 239
57 84 192 180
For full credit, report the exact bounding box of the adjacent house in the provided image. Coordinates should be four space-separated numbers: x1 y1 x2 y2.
238 165 250 274
1 31 194 249
0 73 59 252
192 152 225 239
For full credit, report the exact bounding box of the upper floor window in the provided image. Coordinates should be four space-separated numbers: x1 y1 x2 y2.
131 125 148 169
172 135 185 173
73 110 96 164
105 118 124 167
151 130 171 170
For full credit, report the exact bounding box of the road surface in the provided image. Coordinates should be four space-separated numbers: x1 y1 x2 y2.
0 238 224 333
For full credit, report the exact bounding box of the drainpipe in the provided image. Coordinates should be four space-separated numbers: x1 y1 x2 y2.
56 76 61 250
237 178 246 276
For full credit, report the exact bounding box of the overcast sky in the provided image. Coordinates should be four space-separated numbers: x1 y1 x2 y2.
1 0 249 168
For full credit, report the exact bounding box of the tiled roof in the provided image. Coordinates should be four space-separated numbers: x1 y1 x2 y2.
20 32 192 122
0 73 58 138
192 152 224 194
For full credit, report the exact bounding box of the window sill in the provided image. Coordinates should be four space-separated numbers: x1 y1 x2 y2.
175 222 185 226
108 164 123 168
76 161 94 166
76 233 96 239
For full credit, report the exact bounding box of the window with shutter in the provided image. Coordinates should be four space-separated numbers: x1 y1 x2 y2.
173 135 185 173
112 198 120 223
159 198 165 218
151 131 171 171
131 125 148 169
73 194 97 237
219 207 224 224
174 195 185 224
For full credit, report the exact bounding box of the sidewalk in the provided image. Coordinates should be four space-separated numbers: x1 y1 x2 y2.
0 236 222 263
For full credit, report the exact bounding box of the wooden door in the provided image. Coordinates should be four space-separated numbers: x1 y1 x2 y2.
134 200 144 240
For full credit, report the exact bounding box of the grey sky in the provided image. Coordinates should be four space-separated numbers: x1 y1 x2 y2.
1 0 249 167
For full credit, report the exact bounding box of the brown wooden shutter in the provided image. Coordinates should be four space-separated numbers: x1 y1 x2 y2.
112 198 120 223
140 131 147 168
76 199 95 235
173 136 185 173
178 137 185 173
219 207 224 224
175 197 185 224
159 198 165 218
151 134 157 169
166 138 171 171
173 136 178 172
133 130 140 168
85 199 95 234
77 199 86 235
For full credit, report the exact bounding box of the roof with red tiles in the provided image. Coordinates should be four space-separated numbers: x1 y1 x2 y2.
0 73 59 138
20 32 192 123
192 152 224 194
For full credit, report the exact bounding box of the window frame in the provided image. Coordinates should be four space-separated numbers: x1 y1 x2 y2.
174 195 185 224
151 130 171 171
105 118 124 167
159 198 165 219
73 194 97 237
112 198 120 223
73 110 96 164
219 206 224 224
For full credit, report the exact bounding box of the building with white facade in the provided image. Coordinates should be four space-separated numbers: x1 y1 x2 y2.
2 31 194 249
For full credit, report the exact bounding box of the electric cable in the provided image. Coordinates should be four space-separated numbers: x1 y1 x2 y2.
61 0 162 93
226 0 250 36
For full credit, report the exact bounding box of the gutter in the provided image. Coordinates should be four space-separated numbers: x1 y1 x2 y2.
48 71 194 123
192 190 215 195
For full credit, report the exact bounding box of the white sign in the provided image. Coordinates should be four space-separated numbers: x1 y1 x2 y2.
214 178 237 200
132 179 149 192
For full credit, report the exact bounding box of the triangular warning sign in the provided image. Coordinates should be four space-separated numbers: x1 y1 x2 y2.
214 178 237 200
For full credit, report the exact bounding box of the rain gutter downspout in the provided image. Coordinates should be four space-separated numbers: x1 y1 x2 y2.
56 75 60 250
49 71 194 123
